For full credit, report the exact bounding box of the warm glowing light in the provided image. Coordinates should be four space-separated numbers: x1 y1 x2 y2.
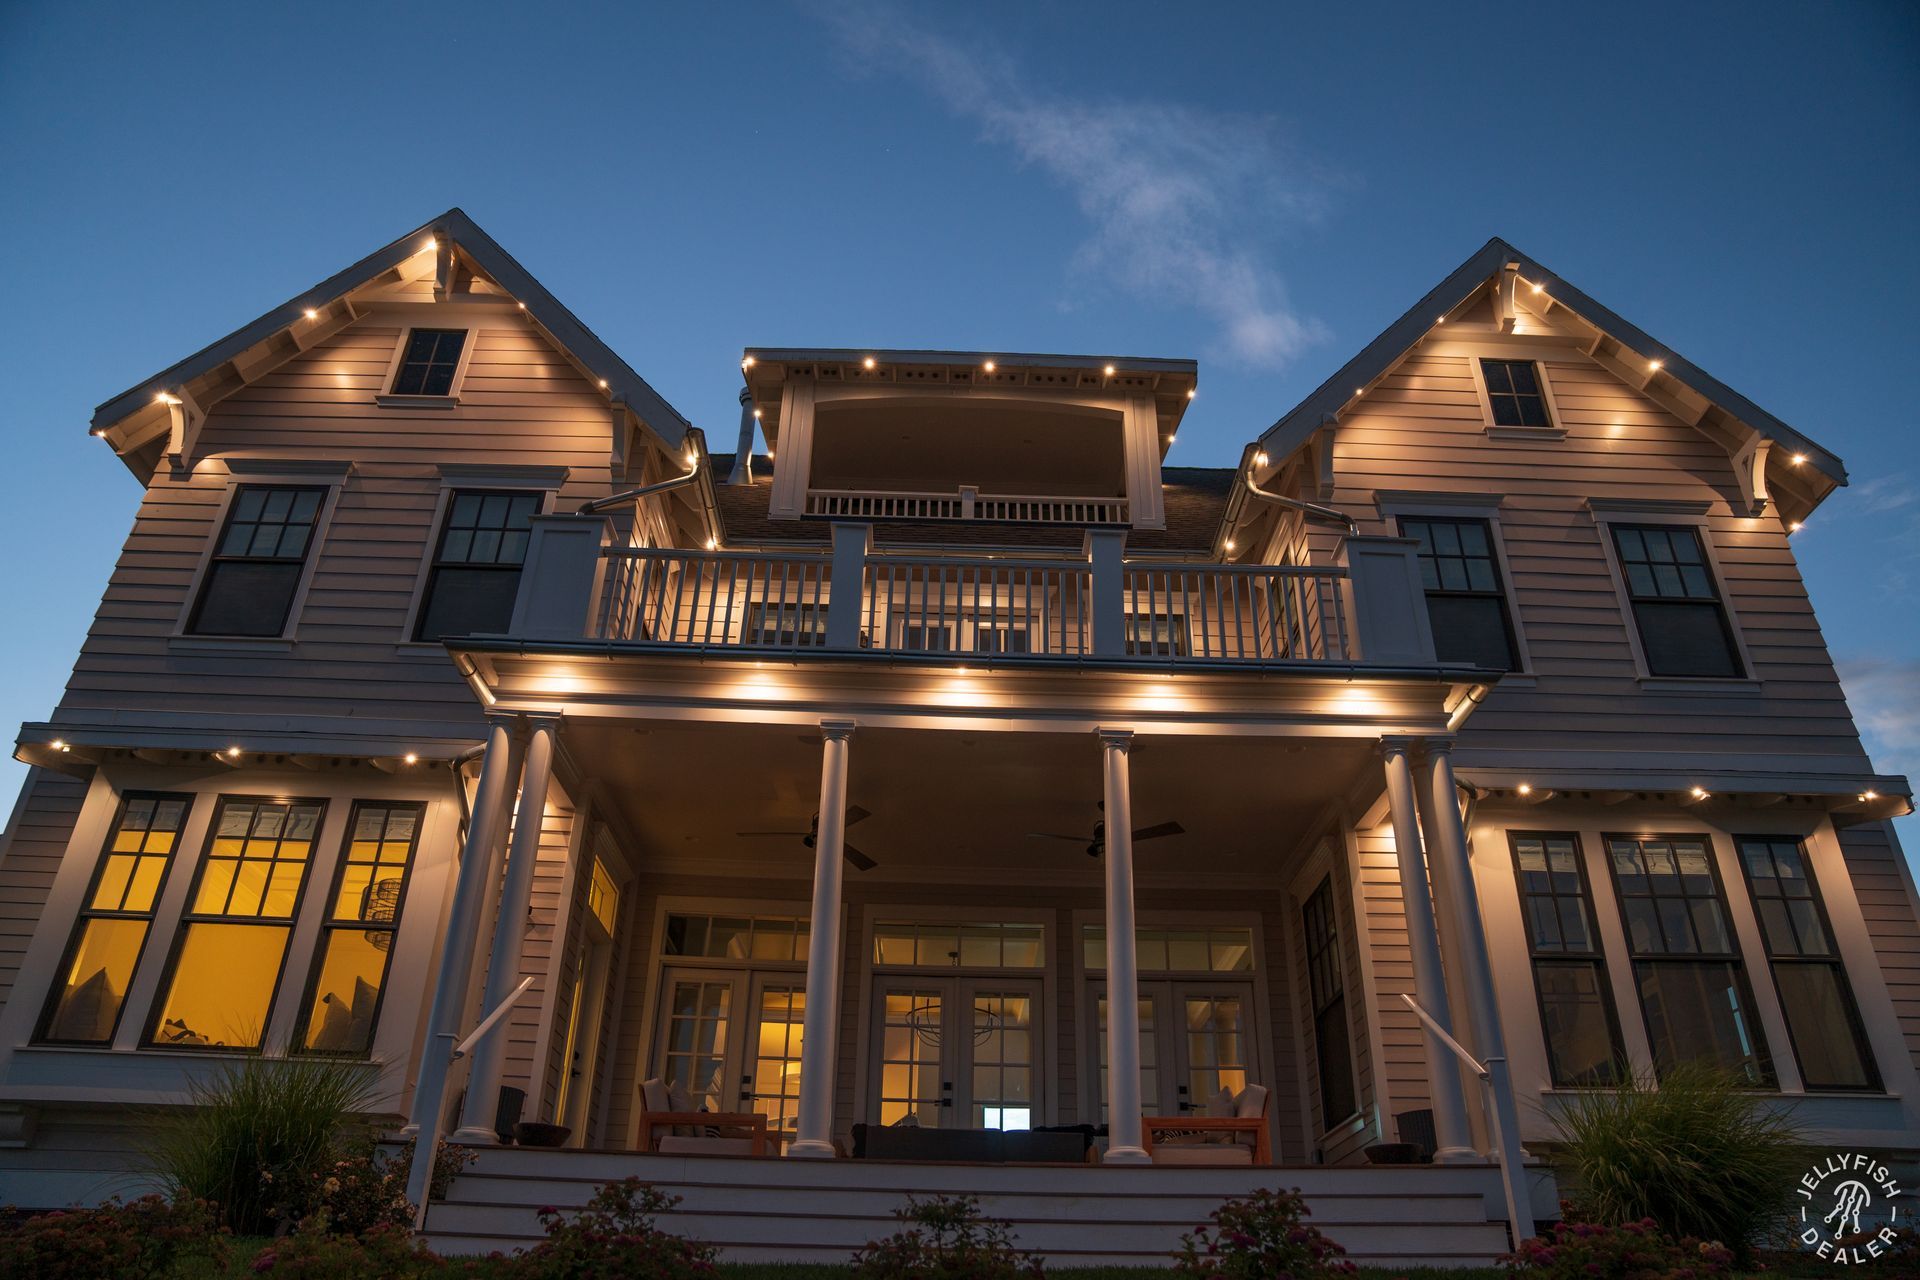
1354 387 1364 396
425 237 438 251
752 408 763 418
155 392 182 405
704 537 718 550
863 356 876 369
1648 359 1663 371
302 308 318 320
742 355 756 368
983 361 995 372
403 753 419 765
1435 316 1446 324
1530 282 1543 294
1103 364 1116 376
50 739 68 752
1789 521 1803 532
598 378 609 389
1791 453 1807 465
1253 450 1270 468
517 301 526 310
1166 434 1177 445
764 449 773 459
1186 388 1196 399
91 428 107 438
684 450 699 467
1861 790 1880 802
1517 783 1533 796
226 746 243 759
1224 539 1236 552
1689 786 1709 799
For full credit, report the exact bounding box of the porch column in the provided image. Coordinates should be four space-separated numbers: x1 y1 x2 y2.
1379 738 1476 1163
406 717 520 1138
1418 739 1534 1239
453 715 559 1144
790 719 855 1158
1099 728 1150 1164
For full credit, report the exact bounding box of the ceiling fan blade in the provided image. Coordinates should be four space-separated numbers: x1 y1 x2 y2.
1132 821 1186 841
844 805 872 827
1026 832 1088 842
737 830 811 838
842 843 878 871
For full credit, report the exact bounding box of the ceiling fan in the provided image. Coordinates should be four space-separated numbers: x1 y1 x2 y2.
1027 809 1185 858
738 805 878 871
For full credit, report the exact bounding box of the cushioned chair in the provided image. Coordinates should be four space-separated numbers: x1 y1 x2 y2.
1141 1083 1273 1165
638 1078 769 1156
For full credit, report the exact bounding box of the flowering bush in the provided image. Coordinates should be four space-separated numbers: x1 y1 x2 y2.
518 1177 717 1279
247 1218 447 1278
852 1194 1043 1280
1503 1217 1734 1279
1174 1187 1355 1278
304 1140 474 1235
0 1194 228 1280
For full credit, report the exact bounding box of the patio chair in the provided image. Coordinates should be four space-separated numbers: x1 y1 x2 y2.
637 1078 770 1156
1140 1083 1272 1165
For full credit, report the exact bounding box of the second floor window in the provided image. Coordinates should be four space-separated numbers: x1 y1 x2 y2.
389 329 468 396
415 490 542 641
1479 359 1552 428
1736 837 1879 1090
1509 832 1623 1086
1400 516 1517 670
1606 834 1772 1085
189 486 325 637
1610 524 1743 678
1302 877 1356 1129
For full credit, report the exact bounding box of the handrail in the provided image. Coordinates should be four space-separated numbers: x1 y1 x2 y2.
1399 993 1536 1244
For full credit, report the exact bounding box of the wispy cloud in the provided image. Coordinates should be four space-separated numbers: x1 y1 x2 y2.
1850 474 1918 516
812 2 1329 368
1839 657 1920 772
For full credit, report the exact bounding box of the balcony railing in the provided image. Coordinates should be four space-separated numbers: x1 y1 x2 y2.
805 487 1130 526
512 518 1442 669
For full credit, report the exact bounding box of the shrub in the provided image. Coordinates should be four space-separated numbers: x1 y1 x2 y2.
1551 1062 1804 1261
305 1140 474 1236
1504 1217 1734 1278
0 1194 228 1280
1174 1187 1355 1278
145 1055 381 1235
247 1218 446 1279
520 1177 718 1279
852 1194 1042 1280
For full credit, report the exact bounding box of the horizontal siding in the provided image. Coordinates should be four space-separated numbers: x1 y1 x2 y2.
1836 822 1920 1071
53 312 622 748
1353 831 1435 1143
0 770 89 1012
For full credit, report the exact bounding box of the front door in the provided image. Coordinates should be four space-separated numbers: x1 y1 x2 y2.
1093 980 1258 1119
651 967 809 1141
869 977 1042 1129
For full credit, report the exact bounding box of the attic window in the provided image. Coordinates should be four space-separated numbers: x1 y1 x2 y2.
1478 359 1552 429
390 329 468 397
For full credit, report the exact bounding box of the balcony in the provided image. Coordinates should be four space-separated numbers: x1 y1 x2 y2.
804 487 1130 526
503 518 1449 672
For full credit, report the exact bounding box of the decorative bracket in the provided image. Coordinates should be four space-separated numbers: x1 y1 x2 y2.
162 385 206 475
1732 435 1772 516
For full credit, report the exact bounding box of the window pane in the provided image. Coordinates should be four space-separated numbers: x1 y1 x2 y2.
1772 964 1875 1090
44 918 148 1043
1536 960 1622 1086
1425 595 1514 670
416 566 522 641
1314 996 1356 1127
191 562 300 636
302 929 390 1055
151 923 290 1049
1636 961 1770 1084
1636 601 1741 677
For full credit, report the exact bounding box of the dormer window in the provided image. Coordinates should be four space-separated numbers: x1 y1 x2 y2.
1478 359 1552 429
390 329 468 397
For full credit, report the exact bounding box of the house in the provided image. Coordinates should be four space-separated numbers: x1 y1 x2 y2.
0 210 1912 1266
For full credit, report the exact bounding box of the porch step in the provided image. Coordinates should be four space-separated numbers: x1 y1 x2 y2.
422 1147 1543 1268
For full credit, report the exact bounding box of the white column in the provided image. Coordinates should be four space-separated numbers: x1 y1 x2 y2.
789 719 854 1158
453 716 558 1143
1418 738 1535 1240
1099 728 1150 1164
1380 738 1476 1162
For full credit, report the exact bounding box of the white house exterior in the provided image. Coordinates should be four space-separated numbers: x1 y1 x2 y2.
0 210 1913 1265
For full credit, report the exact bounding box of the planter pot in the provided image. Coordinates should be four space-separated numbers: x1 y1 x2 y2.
514 1121 572 1148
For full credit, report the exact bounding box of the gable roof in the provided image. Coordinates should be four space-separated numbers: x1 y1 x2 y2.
91 207 689 447
1255 237 1847 499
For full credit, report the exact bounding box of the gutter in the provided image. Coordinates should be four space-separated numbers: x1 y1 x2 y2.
576 429 724 546
1239 450 1358 534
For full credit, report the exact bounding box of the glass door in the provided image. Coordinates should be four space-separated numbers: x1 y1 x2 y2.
653 967 745 1112
745 976 807 1142
874 979 952 1126
960 979 1039 1130
870 977 1042 1129
1094 980 1257 1119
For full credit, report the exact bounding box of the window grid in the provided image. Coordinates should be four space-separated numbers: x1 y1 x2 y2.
1301 877 1356 1127
37 792 194 1045
1479 358 1552 428
1081 925 1255 974
413 489 543 641
1399 515 1517 670
1609 524 1744 678
297 802 423 1055
750 984 806 1137
875 921 1046 969
1736 837 1881 1091
663 912 809 963
188 486 326 637
390 328 468 396
1508 832 1624 1086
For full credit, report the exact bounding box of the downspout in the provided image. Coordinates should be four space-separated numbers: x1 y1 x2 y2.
575 429 724 546
727 388 756 485
447 742 487 844
1239 448 1358 534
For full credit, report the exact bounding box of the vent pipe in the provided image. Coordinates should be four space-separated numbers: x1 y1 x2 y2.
728 388 756 485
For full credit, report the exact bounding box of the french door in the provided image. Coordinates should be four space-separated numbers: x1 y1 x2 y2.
651 967 809 1141
869 976 1043 1129
1092 980 1258 1120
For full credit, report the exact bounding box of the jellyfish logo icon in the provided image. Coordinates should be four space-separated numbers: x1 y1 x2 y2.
1798 1154 1903 1264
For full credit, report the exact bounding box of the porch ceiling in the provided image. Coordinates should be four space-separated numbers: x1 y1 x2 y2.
568 719 1373 882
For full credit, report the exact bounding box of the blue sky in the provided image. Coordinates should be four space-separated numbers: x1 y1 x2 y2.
0 1 1915 849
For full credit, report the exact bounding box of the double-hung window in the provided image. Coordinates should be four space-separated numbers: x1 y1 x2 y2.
414 490 542 641
1610 525 1744 677
1605 834 1772 1084
150 797 325 1050
1736 837 1879 1090
1301 877 1356 1128
38 793 193 1044
1400 516 1517 670
189 486 325 636
748 601 827 648
389 329 468 397
1479 359 1553 429
1509 832 1623 1085
298 802 425 1055
1124 612 1188 657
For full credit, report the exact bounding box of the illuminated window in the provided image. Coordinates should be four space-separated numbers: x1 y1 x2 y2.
1509 832 1624 1086
189 486 326 637
875 921 1046 969
1609 525 1743 678
1082 925 1254 973
663 913 808 962
1478 359 1553 429
298 802 423 1055
414 490 542 641
39 793 193 1044
389 328 468 397
585 859 620 935
150 797 325 1050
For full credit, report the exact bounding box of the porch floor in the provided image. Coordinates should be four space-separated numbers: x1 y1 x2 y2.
423 1146 1555 1268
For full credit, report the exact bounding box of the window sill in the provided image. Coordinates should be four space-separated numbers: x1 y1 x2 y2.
1636 676 1763 695
374 394 460 409
168 635 295 654
1485 425 1566 442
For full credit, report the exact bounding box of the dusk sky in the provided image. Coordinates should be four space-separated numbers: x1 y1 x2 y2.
1 2 1915 851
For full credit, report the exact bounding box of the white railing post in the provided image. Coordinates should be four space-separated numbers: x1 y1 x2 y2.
1341 535 1437 665
826 522 871 650
1087 529 1126 657
509 515 611 641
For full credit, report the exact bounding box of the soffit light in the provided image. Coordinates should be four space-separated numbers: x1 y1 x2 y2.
983 361 995 373
1689 786 1709 799
863 356 876 369
1103 364 1116 376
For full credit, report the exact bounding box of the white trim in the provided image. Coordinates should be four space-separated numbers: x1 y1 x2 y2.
1373 496 1534 676
1464 349 1568 442
171 476 342 642
378 324 480 404
1585 506 1759 683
